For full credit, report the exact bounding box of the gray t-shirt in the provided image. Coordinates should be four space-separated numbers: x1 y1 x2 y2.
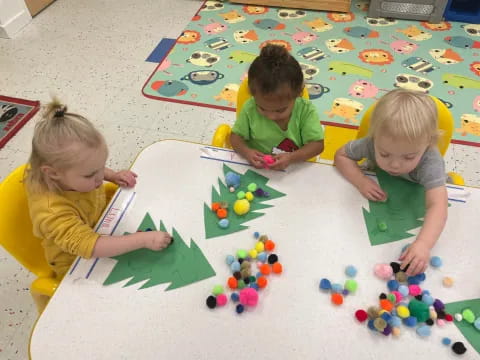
345 137 446 190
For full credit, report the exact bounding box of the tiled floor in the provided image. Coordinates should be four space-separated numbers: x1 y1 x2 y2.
0 0 478 358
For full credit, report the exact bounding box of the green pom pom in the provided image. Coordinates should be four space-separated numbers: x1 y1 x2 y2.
212 285 224 295
462 309 475 324
237 191 246 200
387 293 396 303
344 279 358 293
247 183 257 192
377 220 388 232
237 249 247 259
408 299 430 322
237 279 246 289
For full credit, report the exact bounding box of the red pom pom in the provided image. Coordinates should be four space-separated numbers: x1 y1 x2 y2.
355 309 368 322
445 314 453 322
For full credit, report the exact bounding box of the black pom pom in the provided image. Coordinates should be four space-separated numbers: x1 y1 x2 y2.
238 258 244 264
452 342 467 355
415 295 423 301
379 293 387 300
233 271 242 280
267 254 278 264
390 262 401 273
206 295 217 309
243 277 251 285
425 319 434 326
437 310 446 319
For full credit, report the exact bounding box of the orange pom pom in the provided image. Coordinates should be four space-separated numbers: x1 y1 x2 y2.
227 277 238 289
331 293 343 305
272 262 283 274
257 276 268 288
211 202 221 212
216 208 228 219
260 264 271 275
264 240 275 251
380 299 394 312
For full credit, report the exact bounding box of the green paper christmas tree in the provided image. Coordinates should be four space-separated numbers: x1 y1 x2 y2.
103 213 215 290
363 169 426 246
445 298 480 354
204 164 286 239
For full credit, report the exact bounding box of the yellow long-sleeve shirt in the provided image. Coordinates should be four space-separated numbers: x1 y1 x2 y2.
26 185 107 277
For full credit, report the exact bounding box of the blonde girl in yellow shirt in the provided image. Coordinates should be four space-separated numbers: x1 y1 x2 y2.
25 99 172 278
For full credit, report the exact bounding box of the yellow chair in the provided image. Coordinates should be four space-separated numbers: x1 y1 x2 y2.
0 164 59 313
212 77 309 149
0 164 119 313
356 96 464 185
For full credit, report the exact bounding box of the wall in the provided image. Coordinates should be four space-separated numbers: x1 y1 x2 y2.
0 0 32 38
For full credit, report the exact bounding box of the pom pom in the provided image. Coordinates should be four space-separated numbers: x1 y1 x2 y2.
319 278 332 290
390 262 401 273
355 309 368 322
253 231 260 239
247 183 257 192
231 292 239 302
416 325 431 337
374 263 393 279
233 199 250 215
237 249 247 259
345 265 357 278
391 291 402 303
398 285 409 297
345 279 358 293
422 294 434 306
442 276 454 287
206 295 217 309
263 155 275 167
225 172 241 189
257 252 267 263
380 299 394 312
425 318 434 326
408 299 430 322
264 240 275 251
255 242 265 253
331 283 343 293
395 271 407 283
218 218 229 228
216 208 227 219
212 285 224 295
260 264 271 275
437 319 446 327
227 277 238 289
239 288 259 306
237 280 246 289
257 276 268 288
211 202 221 212
396 305 410 319
404 316 417 327
474 318 480 330
245 192 254 201
268 254 278 264
373 318 387 331
331 293 343 305
236 304 245 314
452 342 467 355
389 316 402 328
272 262 283 274
462 309 475 323
387 280 399 291
430 255 443 267
454 313 463 322
445 314 453 322
408 285 422 296
248 249 258 259
226 255 235 265
433 299 445 312
233 271 242 280
442 337 451 345
216 294 228 306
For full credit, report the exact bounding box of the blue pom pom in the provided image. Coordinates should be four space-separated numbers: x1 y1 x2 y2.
345 265 357 278
417 273 426 281
404 316 417 327
257 252 267 263
398 285 409 297
416 325 431 337
253 231 260 239
407 276 421 285
422 290 430 296
319 278 332 290
231 261 241 273
367 319 376 331
226 255 235 265
256 272 262 278
250 283 259 290
231 293 239 302
422 294 434 306
430 256 442 268
389 316 402 328
236 304 245 314
225 172 241 189
331 283 343 293
381 312 392 322
218 219 229 229
387 280 399 291
442 337 452 345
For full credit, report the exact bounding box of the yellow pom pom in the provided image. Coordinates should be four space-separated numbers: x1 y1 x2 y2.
397 305 410 319
249 249 258 259
233 199 250 215
255 241 264 252
245 191 254 201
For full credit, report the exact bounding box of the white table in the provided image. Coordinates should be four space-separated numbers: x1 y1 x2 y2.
30 140 480 359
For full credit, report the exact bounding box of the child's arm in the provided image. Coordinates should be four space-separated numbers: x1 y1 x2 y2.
230 132 265 168
92 231 172 258
269 140 324 170
399 186 448 275
334 145 387 201
104 168 137 187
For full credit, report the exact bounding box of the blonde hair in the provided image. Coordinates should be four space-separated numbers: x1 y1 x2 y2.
368 89 439 145
25 98 106 193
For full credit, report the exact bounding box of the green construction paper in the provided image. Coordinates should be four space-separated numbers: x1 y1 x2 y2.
363 169 425 246
445 298 480 355
103 214 215 290
204 164 286 239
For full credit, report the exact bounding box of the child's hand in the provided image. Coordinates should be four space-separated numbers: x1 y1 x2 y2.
270 153 292 171
144 231 172 251
399 240 430 276
112 170 138 188
246 149 266 169
358 177 387 201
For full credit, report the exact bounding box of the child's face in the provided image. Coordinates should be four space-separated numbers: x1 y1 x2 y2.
254 91 296 125
50 143 108 192
374 135 429 176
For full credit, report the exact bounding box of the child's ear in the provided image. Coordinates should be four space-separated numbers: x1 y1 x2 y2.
40 165 61 180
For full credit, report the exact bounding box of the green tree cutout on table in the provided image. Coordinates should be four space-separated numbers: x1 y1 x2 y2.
204 164 286 239
363 169 426 246
445 298 480 354
103 213 215 290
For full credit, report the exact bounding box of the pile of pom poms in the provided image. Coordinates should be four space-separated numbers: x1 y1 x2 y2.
319 265 359 306
352 248 468 356
211 172 271 229
205 232 283 314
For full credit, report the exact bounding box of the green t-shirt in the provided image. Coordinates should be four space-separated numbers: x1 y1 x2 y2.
232 97 324 154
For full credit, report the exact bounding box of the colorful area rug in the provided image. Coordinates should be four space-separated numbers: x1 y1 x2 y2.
0 96 39 149
142 0 480 146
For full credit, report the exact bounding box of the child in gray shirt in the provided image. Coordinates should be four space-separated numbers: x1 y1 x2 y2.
335 89 448 277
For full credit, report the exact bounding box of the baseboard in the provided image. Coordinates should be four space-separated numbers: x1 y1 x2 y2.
0 9 32 39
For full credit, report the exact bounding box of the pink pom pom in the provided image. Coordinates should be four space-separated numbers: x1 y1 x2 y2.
374 263 393 280
437 319 446 327
239 288 259 307
216 294 228 306
391 291 402 303
408 284 422 296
